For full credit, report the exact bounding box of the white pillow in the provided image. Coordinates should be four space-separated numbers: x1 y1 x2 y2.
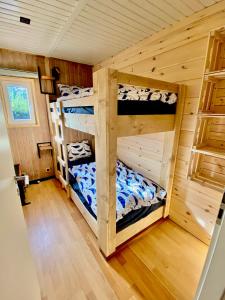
67 140 92 161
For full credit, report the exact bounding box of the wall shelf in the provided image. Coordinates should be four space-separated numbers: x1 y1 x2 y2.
37 142 53 158
205 70 225 79
198 113 225 118
192 146 225 160
189 27 225 191
191 173 225 193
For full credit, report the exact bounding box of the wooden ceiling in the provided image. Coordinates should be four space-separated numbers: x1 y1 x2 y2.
0 0 222 65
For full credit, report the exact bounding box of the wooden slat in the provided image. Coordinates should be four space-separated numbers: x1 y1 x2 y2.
70 186 98 236
64 114 95 135
192 146 225 160
116 207 164 246
117 115 175 137
61 95 96 107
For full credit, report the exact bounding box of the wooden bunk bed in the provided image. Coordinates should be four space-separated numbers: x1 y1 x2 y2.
50 68 185 257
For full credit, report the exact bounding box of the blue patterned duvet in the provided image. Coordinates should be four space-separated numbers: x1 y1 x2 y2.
70 160 166 221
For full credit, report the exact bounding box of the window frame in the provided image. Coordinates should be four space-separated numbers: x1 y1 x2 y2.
0 76 39 128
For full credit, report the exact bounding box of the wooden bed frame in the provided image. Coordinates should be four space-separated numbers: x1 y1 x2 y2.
49 68 185 257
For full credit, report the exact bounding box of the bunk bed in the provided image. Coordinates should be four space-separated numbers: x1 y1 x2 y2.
49 68 185 257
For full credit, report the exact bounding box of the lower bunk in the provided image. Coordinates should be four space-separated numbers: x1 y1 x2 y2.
68 159 166 248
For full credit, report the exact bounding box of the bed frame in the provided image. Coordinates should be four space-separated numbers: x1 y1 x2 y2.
49 68 185 257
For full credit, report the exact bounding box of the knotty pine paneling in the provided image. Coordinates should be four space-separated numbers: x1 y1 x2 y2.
49 57 93 97
117 134 165 185
0 48 93 180
96 8 225 244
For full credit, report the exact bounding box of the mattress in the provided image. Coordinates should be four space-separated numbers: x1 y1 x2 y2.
59 83 177 115
69 160 166 232
63 100 176 115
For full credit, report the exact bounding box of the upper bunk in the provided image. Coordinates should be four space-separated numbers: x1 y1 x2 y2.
55 68 183 137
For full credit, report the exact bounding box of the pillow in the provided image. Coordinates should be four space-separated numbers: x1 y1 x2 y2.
118 84 177 103
58 84 94 98
58 84 80 97
67 140 92 162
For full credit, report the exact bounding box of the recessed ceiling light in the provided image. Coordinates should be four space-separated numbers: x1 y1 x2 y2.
20 17 31 25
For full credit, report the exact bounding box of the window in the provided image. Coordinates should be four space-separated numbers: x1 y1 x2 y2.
0 78 38 127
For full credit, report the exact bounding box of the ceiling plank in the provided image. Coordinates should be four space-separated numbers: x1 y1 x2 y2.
48 0 88 56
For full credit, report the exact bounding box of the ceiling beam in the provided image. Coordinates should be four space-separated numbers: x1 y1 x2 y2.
48 0 88 56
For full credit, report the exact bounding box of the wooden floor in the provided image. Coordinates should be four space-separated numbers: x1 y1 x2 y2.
24 179 208 300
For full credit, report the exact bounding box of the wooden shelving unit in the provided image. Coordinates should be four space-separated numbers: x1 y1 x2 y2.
189 27 225 191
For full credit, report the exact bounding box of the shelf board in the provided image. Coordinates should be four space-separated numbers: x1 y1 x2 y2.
39 145 53 151
205 70 225 79
192 146 225 160
190 173 224 193
198 112 225 118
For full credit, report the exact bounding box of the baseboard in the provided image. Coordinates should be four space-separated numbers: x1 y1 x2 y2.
29 176 55 184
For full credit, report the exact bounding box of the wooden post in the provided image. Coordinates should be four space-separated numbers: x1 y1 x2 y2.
94 68 118 257
163 84 186 217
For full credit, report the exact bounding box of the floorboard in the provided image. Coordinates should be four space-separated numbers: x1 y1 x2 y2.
23 179 208 300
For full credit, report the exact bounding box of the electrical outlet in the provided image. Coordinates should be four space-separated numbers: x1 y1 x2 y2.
46 167 50 172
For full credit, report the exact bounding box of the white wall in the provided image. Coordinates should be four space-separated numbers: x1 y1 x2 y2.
0 99 41 300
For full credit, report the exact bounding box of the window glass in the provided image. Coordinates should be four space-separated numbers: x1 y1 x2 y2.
6 84 31 121
0 78 38 127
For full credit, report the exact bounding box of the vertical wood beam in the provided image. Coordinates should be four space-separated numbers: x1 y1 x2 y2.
164 85 186 217
94 68 118 256
45 95 58 178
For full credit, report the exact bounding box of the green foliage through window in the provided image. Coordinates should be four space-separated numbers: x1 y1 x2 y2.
7 85 31 120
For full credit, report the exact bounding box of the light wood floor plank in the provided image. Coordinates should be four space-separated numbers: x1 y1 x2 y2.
23 179 208 300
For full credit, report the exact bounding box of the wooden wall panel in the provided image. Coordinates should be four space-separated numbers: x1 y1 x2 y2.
0 48 93 180
49 57 95 152
117 133 165 185
49 57 93 97
96 5 225 243
5 79 54 180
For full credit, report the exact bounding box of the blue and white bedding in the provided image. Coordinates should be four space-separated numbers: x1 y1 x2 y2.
70 160 166 221
57 84 177 105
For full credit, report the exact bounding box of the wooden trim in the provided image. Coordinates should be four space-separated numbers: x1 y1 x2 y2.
61 95 96 108
160 132 174 189
46 96 58 179
70 186 98 236
117 71 179 93
192 146 225 160
116 206 164 246
0 76 40 128
163 85 186 217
